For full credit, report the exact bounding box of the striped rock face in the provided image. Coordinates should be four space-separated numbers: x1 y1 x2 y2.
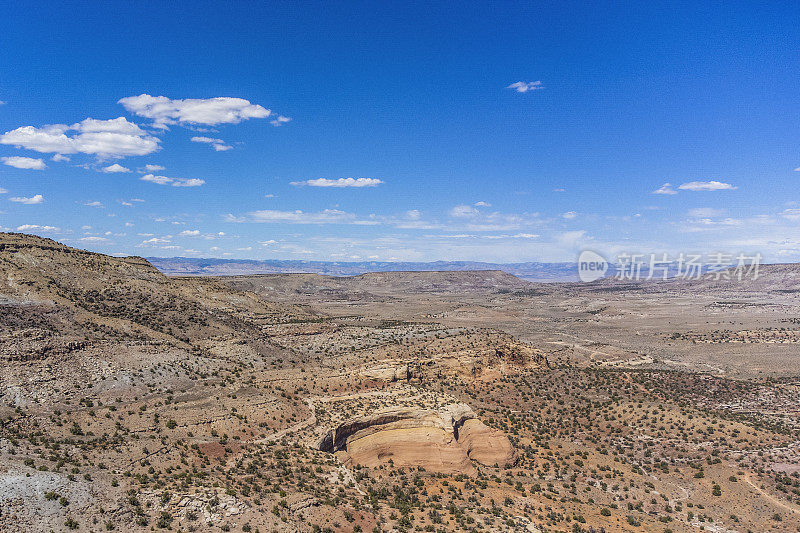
318 403 516 474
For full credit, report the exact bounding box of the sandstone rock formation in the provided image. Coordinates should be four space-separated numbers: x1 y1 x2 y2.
494 341 549 368
358 360 411 382
318 403 515 473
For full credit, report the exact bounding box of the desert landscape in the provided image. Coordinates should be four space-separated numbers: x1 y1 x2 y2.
3 2 797 532
1 232 799 532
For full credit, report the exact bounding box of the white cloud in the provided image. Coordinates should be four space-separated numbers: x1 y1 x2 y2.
84 201 103 208
291 177 383 188
118 94 275 128
437 233 540 240
562 211 577 220
1 156 46 170
264 193 277 198
678 180 737 191
138 236 171 246
270 115 291 127
688 207 726 218
556 230 588 249
190 136 233 151
682 217 745 230
74 117 144 135
0 117 160 158
140 174 172 185
653 183 678 195
228 205 542 234
51 154 70 162
474 201 491 207
449 205 480 218
10 194 44 204
172 178 205 187
16 224 57 232
179 229 201 236
228 209 360 225
445 204 540 231
781 208 800 221
0 187 7 194
79 236 110 243
1 125 72 153
507 81 544 93
553 188 566 192
143 164 165 172
101 163 131 173
140 174 205 187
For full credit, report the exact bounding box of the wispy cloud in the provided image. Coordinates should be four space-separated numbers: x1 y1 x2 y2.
678 180 737 191
446 204 541 231
190 136 233 151
652 183 678 195
688 207 726 218
780 208 800 221
270 115 291 127
434 233 540 240
226 208 374 225
506 81 544 93
291 177 383 188
178 229 225 239
140 174 204 187
449 205 479 218
79 236 110 243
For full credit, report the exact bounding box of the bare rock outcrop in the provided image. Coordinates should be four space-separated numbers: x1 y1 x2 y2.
358 360 411 382
494 342 549 368
318 403 515 473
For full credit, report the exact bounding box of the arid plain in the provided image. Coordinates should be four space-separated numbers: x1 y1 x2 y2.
2 232 800 532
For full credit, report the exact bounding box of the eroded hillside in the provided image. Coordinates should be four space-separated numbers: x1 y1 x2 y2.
1 234 800 533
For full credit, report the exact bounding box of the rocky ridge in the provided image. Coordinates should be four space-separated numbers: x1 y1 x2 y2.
318 403 516 473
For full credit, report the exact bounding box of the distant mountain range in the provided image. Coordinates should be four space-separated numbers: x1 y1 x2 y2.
146 257 581 282
147 256 781 284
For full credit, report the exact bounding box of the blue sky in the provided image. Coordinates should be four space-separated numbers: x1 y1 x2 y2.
1 1 799 262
